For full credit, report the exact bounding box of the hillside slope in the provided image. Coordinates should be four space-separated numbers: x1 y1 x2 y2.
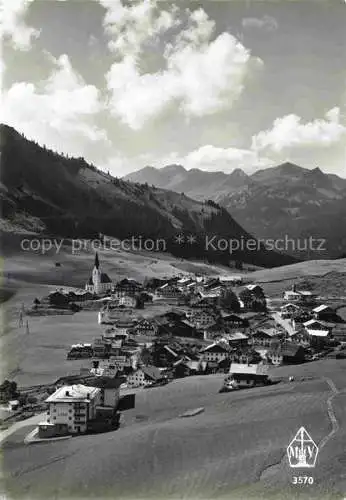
0 125 296 268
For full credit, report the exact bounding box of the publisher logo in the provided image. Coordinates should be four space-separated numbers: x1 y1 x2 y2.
287 427 319 468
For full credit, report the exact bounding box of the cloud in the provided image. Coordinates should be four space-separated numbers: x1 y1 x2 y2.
251 108 346 154
99 0 179 58
182 145 272 173
0 0 40 50
242 15 278 32
104 4 262 129
1 54 110 161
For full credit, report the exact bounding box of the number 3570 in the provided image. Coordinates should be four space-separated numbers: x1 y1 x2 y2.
292 476 314 485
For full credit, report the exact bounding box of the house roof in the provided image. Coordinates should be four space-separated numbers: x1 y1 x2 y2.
280 303 301 310
202 342 230 353
46 384 100 403
230 363 269 375
86 376 125 389
269 343 303 357
303 319 323 327
141 365 163 380
313 305 332 313
253 328 278 338
306 329 330 337
163 345 179 357
246 284 262 291
227 332 249 341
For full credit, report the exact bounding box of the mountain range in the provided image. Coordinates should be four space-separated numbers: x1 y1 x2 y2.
0 125 297 268
125 163 346 259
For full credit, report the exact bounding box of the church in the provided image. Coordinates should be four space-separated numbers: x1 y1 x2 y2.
85 253 113 295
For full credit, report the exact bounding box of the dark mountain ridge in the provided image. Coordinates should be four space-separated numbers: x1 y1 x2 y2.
0 124 297 268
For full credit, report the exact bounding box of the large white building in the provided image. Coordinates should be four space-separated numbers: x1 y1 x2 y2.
85 253 112 295
44 384 101 434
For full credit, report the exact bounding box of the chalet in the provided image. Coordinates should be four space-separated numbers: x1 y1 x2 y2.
332 326 346 343
313 305 335 320
221 313 249 329
160 310 187 323
151 344 179 367
289 329 310 346
267 343 305 365
225 332 249 348
112 319 137 336
177 278 196 292
227 362 269 388
48 291 69 308
118 295 137 308
250 329 279 347
203 322 227 341
303 319 332 346
190 297 218 309
132 319 158 337
283 286 318 305
156 283 182 299
199 289 222 300
109 340 123 357
113 279 142 297
186 309 217 329
92 338 111 358
280 303 302 318
230 347 262 365
89 360 118 378
67 290 94 302
158 319 201 339
173 359 207 378
127 366 165 387
201 342 230 363
111 353 137 371
203 278 221 290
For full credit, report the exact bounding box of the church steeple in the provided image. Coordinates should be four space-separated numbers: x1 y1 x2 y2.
94 252 100 270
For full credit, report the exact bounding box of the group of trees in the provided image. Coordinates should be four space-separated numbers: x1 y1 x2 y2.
0 380 19 403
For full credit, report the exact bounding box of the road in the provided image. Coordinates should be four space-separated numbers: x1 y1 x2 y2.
0 413 44 445
1 361 346 500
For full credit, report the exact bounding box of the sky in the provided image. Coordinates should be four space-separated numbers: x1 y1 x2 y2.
1 0 346 177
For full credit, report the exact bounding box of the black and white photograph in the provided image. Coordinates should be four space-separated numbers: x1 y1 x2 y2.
1 0 346 499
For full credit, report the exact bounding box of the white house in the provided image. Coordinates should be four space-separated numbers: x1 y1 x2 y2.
201 342 230 363
118 295 137 308
127 366 164 387
44 384 101 434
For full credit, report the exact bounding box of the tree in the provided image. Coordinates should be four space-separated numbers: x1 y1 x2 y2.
297 279 313 291
220 288 241 312
0 380 19 403
33 297 40 310
135 296 145 309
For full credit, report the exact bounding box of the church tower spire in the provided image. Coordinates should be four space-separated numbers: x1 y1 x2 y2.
92 252 101 295
94 252 100 270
